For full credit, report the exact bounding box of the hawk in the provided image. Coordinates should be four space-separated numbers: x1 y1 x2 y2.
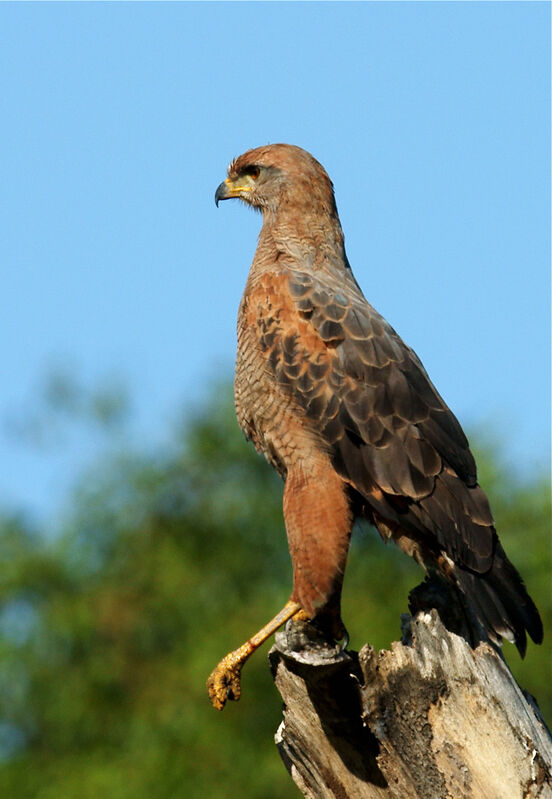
207 143 542 710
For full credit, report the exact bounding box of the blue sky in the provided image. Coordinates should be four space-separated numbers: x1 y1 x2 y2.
1 2 550 525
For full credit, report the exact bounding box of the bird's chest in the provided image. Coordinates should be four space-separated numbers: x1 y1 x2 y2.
234 273 313 477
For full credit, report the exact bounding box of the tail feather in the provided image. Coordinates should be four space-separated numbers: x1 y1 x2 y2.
454 542 543 657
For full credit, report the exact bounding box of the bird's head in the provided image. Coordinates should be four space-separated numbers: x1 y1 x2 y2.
215 143 336 218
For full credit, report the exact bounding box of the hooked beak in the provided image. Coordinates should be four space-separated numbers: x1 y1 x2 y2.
215 176 255 207
215 180 231 207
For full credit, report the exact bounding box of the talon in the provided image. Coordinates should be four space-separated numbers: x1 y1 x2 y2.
340 629 350 651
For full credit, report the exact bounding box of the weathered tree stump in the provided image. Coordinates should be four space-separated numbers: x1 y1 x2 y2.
270 610 551 799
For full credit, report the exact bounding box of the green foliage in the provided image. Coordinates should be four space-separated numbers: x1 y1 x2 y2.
0 384 549 797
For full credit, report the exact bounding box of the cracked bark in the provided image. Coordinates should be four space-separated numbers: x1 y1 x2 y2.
270 610 552 799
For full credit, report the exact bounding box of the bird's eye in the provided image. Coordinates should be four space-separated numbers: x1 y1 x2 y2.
244 165 260 180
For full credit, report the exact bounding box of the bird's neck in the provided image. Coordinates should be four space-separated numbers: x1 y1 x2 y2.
256 203 349 279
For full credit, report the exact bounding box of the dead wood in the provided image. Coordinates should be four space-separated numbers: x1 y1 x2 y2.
270 610 551 799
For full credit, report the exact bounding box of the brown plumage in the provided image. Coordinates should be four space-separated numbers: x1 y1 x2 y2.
207 143 542 710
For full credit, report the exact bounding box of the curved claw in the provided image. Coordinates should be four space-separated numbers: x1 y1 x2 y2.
340 628 350 651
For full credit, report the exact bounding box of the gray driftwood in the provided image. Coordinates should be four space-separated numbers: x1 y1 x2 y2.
270 610 551 799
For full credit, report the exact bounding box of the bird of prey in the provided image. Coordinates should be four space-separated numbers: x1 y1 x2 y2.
207 143 542 710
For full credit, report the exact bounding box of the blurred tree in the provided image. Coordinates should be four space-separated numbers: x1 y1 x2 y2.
0 383 549 798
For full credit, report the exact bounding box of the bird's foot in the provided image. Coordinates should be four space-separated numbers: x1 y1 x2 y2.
284 612 349 654
207 600 302 710
206 641 252 711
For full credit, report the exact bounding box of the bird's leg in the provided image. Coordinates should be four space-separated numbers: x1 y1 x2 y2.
207 463 351 710
284 462 353 641
207 599 302 710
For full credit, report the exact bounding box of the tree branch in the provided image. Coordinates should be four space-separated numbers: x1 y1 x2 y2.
270 610 552 799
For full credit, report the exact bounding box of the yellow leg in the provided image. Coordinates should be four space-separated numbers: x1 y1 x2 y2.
207 600 303 710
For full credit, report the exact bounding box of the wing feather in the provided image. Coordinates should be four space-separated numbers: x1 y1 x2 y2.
256 270 494 573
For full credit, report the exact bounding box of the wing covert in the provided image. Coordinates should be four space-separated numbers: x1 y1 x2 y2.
287 271 477 484
254 269 494 572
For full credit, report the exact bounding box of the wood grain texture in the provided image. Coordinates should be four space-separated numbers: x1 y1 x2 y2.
271 611 552 799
